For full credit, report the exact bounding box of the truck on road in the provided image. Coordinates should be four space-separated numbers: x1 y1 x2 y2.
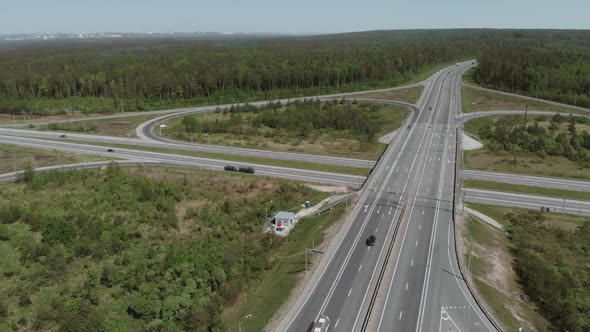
224 165 255 174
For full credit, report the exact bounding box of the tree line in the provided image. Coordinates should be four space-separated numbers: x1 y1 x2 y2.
474 40 590 107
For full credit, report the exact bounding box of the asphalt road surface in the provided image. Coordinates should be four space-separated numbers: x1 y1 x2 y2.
0 127 376 169
0 135 365 188
464 188 590 216
463 170 590 192
276 62 497 332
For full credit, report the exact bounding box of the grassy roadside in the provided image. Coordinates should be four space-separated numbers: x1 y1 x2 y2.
221 204 348 331
463 180 590 201
0 143 113 174
349 86 423 104
31 114 161 137
463 202 589 330
463 149 590 181
461 85 586 115
61 139 370 177
462 207 550 331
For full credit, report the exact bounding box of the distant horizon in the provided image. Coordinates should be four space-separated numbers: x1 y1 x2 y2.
2 27 590 38
2 0 589 35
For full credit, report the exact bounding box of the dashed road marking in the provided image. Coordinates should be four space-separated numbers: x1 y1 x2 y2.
358 264 362 271
348 288 352 297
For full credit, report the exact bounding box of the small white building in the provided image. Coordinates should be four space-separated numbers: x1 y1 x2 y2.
273 211 296 233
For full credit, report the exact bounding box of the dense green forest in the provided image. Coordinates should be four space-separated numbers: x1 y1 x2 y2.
3 29 590 115
0 164 324 331
506 210 590 331
476 114 590 165
474 38 590 107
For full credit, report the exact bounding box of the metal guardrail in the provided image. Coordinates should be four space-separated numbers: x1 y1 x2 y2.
452 127 503 332
360 204 406 331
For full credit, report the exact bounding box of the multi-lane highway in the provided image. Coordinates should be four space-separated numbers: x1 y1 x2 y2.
0 127 376 169
0 135 365 188
276 62 497 332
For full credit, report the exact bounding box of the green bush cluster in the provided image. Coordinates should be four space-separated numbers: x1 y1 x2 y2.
178 99 384 142
0 164 319 331
478 114 590 165
506 210 590 331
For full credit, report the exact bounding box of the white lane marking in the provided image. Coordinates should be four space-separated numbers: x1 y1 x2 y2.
375 228 378 232
375 68 453 332
389 207 393 215
406 283 409 291
416 241 418 247
422 210 425 215
364 204 369 212
358 264 362 271
381 213 384 219
411 259 414 266
335 318 340 328
348 288 352 297
419 224 422 230
416 69 459 332
377 206 381 213
399 310 403 320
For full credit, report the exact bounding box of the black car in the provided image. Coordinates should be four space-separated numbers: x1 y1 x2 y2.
406 125 411 129
107 148 114 152
59 134 67 138
428 106 432 110
366 235 376 246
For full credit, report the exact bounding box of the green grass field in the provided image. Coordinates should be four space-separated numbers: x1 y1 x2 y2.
463 149 590 180
461 85 584 114
0 143 113 174
32 114 160 137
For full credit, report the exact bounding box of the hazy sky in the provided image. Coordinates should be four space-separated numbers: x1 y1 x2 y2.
1 0 589 34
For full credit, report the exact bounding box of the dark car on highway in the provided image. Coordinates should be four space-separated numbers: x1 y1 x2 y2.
107 149 114 152
59 134 67 138
366 235 376 246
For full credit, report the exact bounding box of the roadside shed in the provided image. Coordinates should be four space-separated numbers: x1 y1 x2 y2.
273 211 296 233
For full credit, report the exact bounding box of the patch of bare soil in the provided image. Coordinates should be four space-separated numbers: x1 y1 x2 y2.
95 120 133 137
305 184 349 193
